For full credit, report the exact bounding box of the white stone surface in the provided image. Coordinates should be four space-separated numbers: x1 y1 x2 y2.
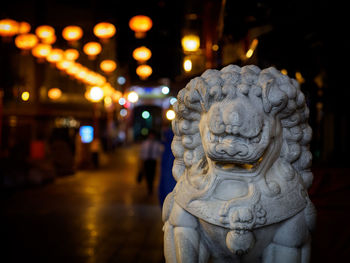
163 65 316 262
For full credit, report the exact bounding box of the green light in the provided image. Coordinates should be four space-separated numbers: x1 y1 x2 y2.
142 110 150 119
141 128 149 136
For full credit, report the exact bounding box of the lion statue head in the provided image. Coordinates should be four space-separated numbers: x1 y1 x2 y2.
171 65 313 194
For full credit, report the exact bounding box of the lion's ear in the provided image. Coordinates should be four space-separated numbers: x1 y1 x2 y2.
194 78 210 112
262 79 288 115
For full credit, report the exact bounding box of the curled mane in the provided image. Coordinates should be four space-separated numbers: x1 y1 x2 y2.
171 65 313 189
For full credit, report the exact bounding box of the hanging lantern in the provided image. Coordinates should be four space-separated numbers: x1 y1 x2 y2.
46 48 64 63
48 88 62 100
32 43 52 60
100 60 117 73
62 25 83 42
64 49 79 61
32 44 51 58
181 34 200 52
75 67 89 81
18 22 31 34
136 64 152 80
129 15 152 38
132 46 152 63
83 42 102 59
94 74 106 86
56 60 74 71
66 62 82 76
15 34 38 50
0 19 19 38
35 25 55 41
93 22 116 40
42 34 56 45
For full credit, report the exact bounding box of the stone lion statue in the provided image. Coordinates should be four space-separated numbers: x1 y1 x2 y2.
162 65 316 262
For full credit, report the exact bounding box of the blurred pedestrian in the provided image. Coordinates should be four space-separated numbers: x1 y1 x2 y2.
140 130 163 195
90 138 100 169
158 126 176 207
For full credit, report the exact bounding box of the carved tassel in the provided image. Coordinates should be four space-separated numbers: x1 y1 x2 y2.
226 230 255 256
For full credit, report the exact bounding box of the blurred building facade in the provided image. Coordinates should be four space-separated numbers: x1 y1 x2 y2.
0 0 348 188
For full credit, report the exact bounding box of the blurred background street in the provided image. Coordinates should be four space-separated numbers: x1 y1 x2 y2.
2 145 164 263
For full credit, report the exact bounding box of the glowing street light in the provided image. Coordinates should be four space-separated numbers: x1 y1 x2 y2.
21 91 30 101
142 110 150 119
118 97 126 106
89 86 104 102
127 91 139 103
161 86 170 95
166 109 176 120
120 109 127 117
183 58 192 72
181 35 200 52
48 88 62 100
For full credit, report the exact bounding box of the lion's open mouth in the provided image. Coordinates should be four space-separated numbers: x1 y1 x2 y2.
215 156 264 172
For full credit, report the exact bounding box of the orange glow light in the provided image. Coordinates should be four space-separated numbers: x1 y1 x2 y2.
93 22 116 39
83 42 102 58
76 67 89 81
62 25 83 42
42 34 56 45
46 48 64 63
132 46 152 63
66 63 82 76
64 49 79 61
100 60 117 73
48 88 62 100
35 25 55 40
136 64 152 80
15 34 38 50
32 44 51 58
18 22 31 34
111 90 122 102
0 19 19 37
129 15 152 38
181 34 200 52
56 60 74 71
89 86 104 102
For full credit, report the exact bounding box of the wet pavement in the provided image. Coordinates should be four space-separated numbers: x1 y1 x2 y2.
2 144 350 263
2 144 164 263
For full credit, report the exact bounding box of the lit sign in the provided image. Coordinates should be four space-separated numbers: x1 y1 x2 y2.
80 126 94 143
